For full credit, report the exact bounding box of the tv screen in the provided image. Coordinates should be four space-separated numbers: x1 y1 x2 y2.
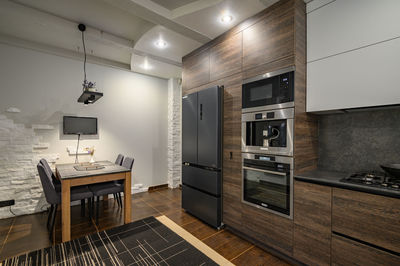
63 116 97 135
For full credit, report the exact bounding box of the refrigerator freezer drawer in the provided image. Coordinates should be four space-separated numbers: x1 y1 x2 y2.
182 184 221 228
182 165 221 196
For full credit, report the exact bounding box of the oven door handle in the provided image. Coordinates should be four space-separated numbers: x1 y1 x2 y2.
243 166 287 176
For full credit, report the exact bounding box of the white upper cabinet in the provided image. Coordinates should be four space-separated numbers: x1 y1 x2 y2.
306 0 400 112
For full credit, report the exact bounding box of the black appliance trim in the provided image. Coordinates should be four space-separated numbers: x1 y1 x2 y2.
182 162 221 172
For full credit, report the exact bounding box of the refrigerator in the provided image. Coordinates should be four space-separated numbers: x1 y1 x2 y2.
182 85 222 229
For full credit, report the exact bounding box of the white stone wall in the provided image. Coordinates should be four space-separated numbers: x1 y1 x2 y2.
167 78 182 188
0 114 59 218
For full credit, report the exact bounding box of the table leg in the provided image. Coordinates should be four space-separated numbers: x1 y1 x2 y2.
124 172 132 224
61 179 71 242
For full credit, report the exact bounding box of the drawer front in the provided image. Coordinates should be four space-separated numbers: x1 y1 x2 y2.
294 224 331 266
332 234 400 266
294 181 331 233
332 188 400 253
182 165 221 196
242 204 293 256
293 181 331 265
182 184 221 228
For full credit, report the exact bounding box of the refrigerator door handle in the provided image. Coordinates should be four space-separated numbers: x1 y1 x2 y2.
200 103 203 120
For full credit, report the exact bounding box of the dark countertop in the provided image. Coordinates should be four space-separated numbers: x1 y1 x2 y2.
295 169 400 199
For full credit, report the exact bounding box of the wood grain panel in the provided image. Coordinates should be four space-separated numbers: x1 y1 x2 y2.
242 0 295 70
182 49 210 91
294 224 331 266
242 205 293 256
332 188 400 253
293 0 318 174
293 181 331 265
210 33 242 81
332 234 400 266
294 181 331 233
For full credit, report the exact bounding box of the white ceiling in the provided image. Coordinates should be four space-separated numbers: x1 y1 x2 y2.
173 0 279 39
151 0 199 10
0 0 300 79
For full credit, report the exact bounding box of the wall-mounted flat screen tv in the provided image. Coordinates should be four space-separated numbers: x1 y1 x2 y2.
63 116 98 135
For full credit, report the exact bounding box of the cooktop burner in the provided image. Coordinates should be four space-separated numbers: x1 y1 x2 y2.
341 171 400 191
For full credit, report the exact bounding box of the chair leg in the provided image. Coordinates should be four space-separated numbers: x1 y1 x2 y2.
47 204 54 230
118 192 123 208
80 199 85 217
88 198 92 220
113 193 119 206
96 196 100 225
117 193 121 207
49 204 57 242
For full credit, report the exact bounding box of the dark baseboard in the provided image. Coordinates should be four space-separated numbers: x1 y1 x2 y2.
226 225 304 266
148 184 168 192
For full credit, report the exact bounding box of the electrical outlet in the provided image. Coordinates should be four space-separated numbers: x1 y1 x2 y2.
0 200 15 208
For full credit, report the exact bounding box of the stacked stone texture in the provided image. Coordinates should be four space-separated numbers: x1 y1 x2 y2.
167 80 182 188
0 114 58 218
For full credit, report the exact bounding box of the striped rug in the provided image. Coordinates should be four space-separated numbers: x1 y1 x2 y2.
1 216 229 266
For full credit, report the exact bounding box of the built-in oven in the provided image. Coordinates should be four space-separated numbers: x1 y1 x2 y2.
242 66 295 113
242 108 293 156
242 153 293 219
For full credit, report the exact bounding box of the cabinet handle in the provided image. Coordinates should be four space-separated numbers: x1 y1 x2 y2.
230 152 233 160
200 104 203 120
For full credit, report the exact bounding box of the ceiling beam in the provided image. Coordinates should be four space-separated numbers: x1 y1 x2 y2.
0 33 131 71
7 0 182 68
101 0 212 44
171 0 223 19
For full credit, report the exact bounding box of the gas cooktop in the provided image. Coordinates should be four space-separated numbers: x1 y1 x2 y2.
341 172 400 191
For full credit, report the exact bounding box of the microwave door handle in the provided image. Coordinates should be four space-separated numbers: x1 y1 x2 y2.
243 166 287 176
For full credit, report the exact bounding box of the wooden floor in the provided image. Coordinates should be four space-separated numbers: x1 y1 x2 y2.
0 188 289 265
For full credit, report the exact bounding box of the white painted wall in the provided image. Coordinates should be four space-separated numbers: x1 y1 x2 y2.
306 0 400 112
0 43 168 190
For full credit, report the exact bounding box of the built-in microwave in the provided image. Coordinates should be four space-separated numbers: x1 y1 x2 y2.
242 108 294 156
242 153 293 219
242 66 295 113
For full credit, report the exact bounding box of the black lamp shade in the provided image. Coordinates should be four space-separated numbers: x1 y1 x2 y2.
77 91 103 104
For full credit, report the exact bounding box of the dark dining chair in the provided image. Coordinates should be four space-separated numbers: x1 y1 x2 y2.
40 159 87 216
89 156 134 224
115 154 124 166
113 154 124 202
37 164 94 242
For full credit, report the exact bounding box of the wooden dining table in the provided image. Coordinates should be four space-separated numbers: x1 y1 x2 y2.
56 160 132 242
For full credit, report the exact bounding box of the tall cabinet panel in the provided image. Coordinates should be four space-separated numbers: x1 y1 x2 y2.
182 93 198 164
197 86 221 169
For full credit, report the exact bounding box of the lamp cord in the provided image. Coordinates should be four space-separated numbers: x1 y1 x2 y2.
75 133 81 164
81 31 87 84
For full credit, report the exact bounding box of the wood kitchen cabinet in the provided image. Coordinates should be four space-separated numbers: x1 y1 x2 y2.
332 188 400 254
242 0 294 71
210 33 242 82
182 49 210 91
293 181 331 265
332 234 400 266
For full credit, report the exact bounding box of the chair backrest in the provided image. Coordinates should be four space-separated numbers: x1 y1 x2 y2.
40 158 54 179
37 164 59 204
115 154 124 166
121 157 134 170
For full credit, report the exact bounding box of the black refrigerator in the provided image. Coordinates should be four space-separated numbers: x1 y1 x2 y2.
182 85 222 229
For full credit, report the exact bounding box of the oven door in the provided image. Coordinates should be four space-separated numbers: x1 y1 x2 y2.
242 154 293 219
242 108 293 156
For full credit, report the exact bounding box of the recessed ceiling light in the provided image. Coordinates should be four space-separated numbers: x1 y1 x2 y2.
220 14 233 24
155 39 167 49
